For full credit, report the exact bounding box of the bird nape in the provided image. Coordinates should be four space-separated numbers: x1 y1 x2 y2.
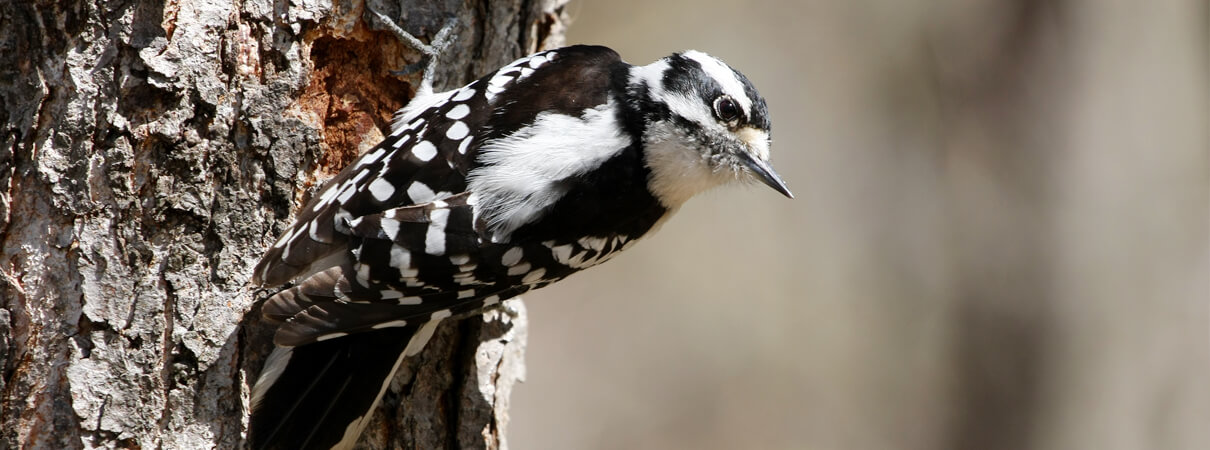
247 25 791 450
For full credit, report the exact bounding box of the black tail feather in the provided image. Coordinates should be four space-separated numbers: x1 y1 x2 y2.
249 326 420 450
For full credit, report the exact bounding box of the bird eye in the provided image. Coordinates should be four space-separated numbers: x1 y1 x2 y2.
713 96 742 123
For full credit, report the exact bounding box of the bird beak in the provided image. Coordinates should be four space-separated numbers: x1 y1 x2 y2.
737 150 793 198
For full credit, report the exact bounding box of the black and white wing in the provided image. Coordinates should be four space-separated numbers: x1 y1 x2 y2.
248 45 630 450
251 72 490 288
252 45 627 338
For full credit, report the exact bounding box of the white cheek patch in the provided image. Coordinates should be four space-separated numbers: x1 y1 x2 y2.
663 92 720 133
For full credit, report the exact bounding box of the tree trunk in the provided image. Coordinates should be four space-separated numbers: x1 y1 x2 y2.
0 0 567 447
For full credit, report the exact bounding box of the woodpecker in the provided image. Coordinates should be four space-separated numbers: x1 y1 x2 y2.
248 27 792 449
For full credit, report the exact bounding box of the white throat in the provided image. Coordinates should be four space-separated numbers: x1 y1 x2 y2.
642 121 734 209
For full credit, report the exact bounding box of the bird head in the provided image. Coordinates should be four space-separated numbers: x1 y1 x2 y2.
630 50 793 208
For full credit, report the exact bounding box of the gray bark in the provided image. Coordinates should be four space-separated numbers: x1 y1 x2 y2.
0 0 567 448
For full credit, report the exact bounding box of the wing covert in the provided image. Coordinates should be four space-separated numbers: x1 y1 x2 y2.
253 77 493 286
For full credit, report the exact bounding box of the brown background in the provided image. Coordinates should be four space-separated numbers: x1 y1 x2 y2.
510 1 1208 449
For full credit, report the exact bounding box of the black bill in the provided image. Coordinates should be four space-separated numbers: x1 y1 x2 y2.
738 151 793 198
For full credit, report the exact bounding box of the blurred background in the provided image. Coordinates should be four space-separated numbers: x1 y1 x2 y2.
511 1 1208 449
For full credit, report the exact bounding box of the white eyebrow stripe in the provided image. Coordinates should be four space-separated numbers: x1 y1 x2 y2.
629 60 720 133
683 50 752 115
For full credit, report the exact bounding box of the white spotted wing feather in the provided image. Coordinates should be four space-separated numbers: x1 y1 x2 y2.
253 49 592 346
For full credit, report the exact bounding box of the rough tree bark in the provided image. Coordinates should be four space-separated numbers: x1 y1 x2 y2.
0 0 567 448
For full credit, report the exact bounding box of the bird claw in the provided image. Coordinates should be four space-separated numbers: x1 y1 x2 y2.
499 299 522 319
